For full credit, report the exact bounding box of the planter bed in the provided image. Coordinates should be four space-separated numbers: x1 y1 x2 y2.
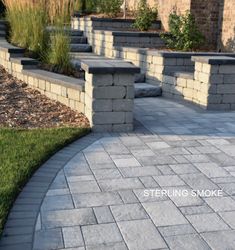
72 16 161 31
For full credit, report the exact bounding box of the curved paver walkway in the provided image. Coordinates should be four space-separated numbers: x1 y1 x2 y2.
2 97 235 250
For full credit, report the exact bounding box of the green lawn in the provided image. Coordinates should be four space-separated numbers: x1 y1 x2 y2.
0 127 90 234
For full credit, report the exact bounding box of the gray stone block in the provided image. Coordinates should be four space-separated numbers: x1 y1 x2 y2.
92 112 125 125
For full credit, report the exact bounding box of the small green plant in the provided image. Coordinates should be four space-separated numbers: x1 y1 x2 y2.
85 0 97 13
74 0 97 14
97 0 122 17
161 11 205 51
133 0 157 31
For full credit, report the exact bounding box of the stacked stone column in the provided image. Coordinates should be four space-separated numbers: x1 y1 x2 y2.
193 56 235 110
81 60 140 132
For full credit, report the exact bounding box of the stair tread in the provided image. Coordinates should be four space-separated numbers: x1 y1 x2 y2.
165 70 194 79
70 44 92 53
174 71 194 79
135 83 162 98
70 44 91 47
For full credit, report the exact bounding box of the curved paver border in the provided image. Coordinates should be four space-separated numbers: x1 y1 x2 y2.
0 133 103 250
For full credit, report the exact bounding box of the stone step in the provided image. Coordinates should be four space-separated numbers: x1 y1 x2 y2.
165 70 194 79
135 73 145 83
135 83 162 98
47 27 84 36
0 30 6 37
70 30 83 36
0 20 7 26
70 36 87 44
10 57 39 67
70 44 92 52
0 24 6 30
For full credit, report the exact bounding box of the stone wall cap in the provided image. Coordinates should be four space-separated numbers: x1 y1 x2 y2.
174 71 194 79
77 16 161 25
112 31 161 37
192 56 235 65
95 30 161 37
23 69 85 91
81 60 140 74
10 57 39 65
0 42 25 53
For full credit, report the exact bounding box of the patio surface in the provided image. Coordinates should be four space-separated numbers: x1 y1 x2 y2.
13 98 235 249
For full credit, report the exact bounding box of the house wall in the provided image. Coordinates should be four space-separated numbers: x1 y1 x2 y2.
219 0 235 52
127 0 235 52
190 0 220 49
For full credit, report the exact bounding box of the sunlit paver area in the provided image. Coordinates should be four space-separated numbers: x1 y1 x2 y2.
34 98 235 250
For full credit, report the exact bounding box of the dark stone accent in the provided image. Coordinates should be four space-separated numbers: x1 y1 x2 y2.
81 60 140 74
70 44 92 53
0 44 25 54
112 31 161 37
10 57 38 66
192 56 235 65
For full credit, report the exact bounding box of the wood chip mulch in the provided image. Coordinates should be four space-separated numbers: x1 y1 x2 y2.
0 66 90 129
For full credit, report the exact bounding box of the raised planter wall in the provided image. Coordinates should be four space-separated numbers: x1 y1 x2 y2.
72 16 161 31
72 17 235 86
0 44 86 113
162 56 235 110
0 39 139 132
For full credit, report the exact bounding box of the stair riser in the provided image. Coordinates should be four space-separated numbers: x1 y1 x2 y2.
0 25 6 30
135 89 162 98
135 83 162 98
70 37 87 44
70 46 92 53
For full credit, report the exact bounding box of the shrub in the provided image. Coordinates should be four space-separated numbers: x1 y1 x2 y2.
74 0 97 14
86 0 97 13
133 0 157 31
46 24 72 74
97 0 122 17
161 11 205 51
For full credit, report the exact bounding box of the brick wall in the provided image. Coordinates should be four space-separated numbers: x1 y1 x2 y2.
127 0 235 52
190 0 220 49
219 0 235 52
127 0 191 30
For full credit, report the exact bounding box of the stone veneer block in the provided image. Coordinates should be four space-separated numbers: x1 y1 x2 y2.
81 60 140 132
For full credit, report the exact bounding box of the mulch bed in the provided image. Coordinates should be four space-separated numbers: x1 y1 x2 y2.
0 66 89 129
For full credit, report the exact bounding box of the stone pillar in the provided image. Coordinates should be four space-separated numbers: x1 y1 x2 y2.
81 60 140 132
192 56 235 110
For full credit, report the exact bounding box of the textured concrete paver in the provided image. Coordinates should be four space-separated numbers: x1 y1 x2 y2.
28 98 235 249
117 219 167 250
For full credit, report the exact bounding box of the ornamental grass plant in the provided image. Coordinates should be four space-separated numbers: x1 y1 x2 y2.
3 0 79 72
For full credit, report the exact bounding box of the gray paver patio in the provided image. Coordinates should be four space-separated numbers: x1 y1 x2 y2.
4 97 235 250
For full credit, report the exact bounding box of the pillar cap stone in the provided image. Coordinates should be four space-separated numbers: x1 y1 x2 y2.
192 56 235 65
81 60 140 74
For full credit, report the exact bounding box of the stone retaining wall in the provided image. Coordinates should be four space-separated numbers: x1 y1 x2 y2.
162 56 235 110
72 18 164 49
82 60 139 132
72 17 235 86
0 39 139 132
77 17 161 31
0 46 86 113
